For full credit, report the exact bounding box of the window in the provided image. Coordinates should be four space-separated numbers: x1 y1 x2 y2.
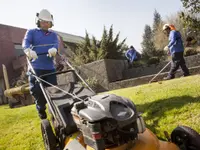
14 44 24 57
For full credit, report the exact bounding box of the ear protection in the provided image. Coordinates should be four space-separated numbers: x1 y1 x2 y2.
35 13 54 28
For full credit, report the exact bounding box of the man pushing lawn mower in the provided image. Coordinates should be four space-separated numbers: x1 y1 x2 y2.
22 9 60 119
163 24 190 80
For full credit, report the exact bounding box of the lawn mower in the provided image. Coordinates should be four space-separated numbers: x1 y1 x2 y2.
27 48 200 150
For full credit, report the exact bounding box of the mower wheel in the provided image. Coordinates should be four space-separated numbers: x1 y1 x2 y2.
171 125 200 150
41 119 57 150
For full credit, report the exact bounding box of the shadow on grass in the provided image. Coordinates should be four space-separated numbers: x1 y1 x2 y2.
135 95 200 139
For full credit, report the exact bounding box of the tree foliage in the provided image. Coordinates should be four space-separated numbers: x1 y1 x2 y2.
153 23 168 51
181 0 200 13
141 10 167 62
153 9 163 34
141 25 157 59
72 25 127 65
152 10 167 59
180 0 200 31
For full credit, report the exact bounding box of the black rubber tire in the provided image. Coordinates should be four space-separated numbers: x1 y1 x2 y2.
171 125 200 150
41 119 57 150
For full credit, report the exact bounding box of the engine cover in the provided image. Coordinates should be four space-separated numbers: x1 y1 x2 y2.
71 94 145 150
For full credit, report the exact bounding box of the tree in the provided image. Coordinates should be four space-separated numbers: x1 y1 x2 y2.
153 9 162 34
152 10 167 59
141 25 156 59
153 23 168 51
99 25 127 59
180 0 200 31
181 0 200 13
72 25 127 65
179 0 200 47
72 31 92 65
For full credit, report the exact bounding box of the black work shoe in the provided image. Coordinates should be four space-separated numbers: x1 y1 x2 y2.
181 74 190 78
39 111 47 119
163 76 174 80
183 74 190 77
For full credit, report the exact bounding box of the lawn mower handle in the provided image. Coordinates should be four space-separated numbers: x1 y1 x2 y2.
39 69 75 78
37 52 49 56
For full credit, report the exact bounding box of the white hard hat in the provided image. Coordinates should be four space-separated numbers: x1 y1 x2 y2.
37 9 53 22
163 24 170 31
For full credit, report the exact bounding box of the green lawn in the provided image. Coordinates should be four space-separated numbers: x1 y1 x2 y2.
109 75 200 139
0 105 43 150
1 75 200 150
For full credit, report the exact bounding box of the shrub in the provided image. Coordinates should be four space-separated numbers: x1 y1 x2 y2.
184 48 198 56
79 76 98 91
147 57 160 65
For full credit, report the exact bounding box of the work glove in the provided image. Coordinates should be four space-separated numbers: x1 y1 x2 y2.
24 48 38 60
48 48 57 57
164 46 169 51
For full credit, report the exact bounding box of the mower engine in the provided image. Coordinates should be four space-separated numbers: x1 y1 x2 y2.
71 94 146 150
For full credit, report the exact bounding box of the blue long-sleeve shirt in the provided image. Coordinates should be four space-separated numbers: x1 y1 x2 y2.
22 28 59 70
168 30 184 54
125 48 137 63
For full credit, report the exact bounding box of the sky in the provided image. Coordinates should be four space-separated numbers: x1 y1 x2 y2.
0 0 184 51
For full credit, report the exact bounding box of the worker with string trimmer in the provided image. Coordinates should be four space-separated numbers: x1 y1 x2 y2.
163 24 190 80
22 9 63 119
